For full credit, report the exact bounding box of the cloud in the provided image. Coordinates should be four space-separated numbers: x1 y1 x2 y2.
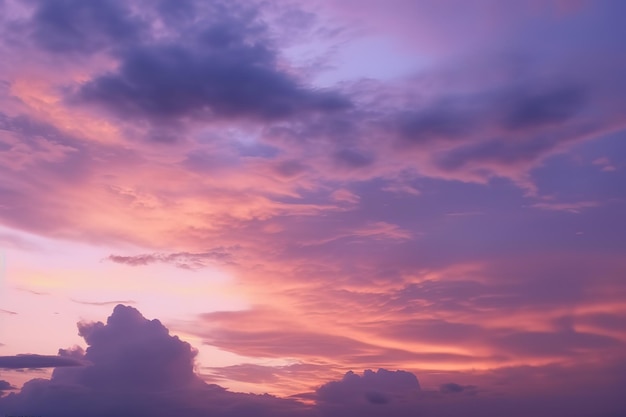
1 306 625 417
1 4 626 417
182 308 486 368
202 362 338 397
396 106 475 144
439 382 476 394
27 0 144 53
0 354 87 369
316 369 420 404
107 247 237 269
501 85 587 131
76 43 350 125
0 309 17 315
61 1 350 128
0 305 311 417
0 380 14 390
0 380 15 397
314 369 424 417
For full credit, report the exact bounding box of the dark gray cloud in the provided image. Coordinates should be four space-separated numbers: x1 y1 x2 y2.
502 85 587 131
0 354 87 369
107 247 237 269
439 382 476 394
396 106 475 144
76 42 350 124
14 0 352 133
0 380 14 398
54 0 351 128
0 380 14 391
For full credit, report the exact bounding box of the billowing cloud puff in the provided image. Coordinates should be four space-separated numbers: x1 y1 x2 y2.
0 305 310 417
314 369 427 417
1 306 625 417
317 369 420 405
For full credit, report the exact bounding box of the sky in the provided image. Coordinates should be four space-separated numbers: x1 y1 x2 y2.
0 0 625 416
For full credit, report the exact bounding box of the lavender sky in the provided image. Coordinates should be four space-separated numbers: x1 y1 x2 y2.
0 0 625 416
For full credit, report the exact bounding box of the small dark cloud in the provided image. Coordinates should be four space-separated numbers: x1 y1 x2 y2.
0 380 15 397
439 382 476 394
107 247 237 269
502 85 587 131
0 354 87 369
397 107 473 144
0 380 14 391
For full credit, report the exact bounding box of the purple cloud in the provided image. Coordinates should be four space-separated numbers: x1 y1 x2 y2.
0 305 311 417
439 382 476 394
28 0 144 53
1 306 625 417
316 369 420 405
0 354 87 369
0 380 14 391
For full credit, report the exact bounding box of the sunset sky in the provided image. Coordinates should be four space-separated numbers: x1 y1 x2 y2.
0 0 625 416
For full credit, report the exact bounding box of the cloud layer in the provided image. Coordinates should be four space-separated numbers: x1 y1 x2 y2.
1 306 624 416
0 0 625 413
